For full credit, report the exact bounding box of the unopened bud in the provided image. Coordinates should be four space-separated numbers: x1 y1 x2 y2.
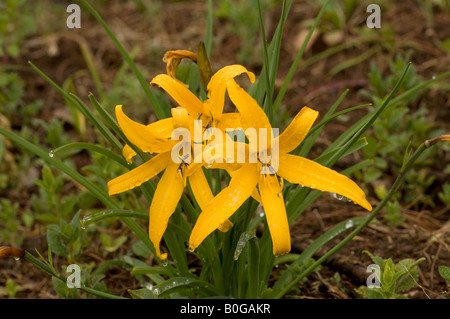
0 246 25 259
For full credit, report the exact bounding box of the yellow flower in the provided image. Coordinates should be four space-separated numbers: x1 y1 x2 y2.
188 77 373 257
150 64 254 131
162 50 198 79
107 64 256 260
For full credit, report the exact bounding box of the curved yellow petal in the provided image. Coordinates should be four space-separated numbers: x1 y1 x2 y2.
277 154 372 211
107 152 170 196
150 74 203 116
226 79 272 147
189 164 259 251
259 174 291 256
149 161 185 260
122 144 137 164
205 65 256 121
188 167 214 210
228 167 261 203
277 106 319 154
147 117 174 139
188 168 233 232
116 105 175 154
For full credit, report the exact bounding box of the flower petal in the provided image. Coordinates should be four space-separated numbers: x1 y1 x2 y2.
188 168 234 232
216 113 242 131
277 106 319 154
116 105 175 153
205 65 255 121
259 174 291 256
226 79 272 146
149 161 185 260
189 164 259 251
147 117 174 139
107 152 170 196
150 74 203 116
277 154 372 211
188 167 214 210
122 144 136 164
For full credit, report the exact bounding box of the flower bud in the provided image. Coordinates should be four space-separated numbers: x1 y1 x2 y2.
0 246 25 259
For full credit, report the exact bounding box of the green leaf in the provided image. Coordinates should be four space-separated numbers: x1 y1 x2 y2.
131 241 152 259
273 0 331 112
355 286 385 299
46 230 68 257
100 233 127 253
234 232 256 260
128 288 155 299
438 266 450 282
395 258 424 292
152 277 222 298
363 166 382 183
246 236 260 299
197 41 212 93
52 277 76 299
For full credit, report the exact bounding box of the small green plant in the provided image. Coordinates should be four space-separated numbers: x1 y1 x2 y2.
383 200 405 227
358 53 446 211
437 182 450 206
45 210 88 264
0 199 22 246
356 250 425 299
1 278 20 298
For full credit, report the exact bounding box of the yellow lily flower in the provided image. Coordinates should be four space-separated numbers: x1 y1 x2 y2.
107 65 256 260
150 64 254 131
109 106 228 260
189 76 373 257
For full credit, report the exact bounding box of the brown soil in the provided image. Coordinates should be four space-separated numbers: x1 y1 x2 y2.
0 0 449 299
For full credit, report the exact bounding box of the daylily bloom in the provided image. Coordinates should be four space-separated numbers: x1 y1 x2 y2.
188 74 373 257
162 50 198 79
107 64 257 260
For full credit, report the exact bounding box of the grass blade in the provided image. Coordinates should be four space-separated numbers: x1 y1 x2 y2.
80 0 169 120
273 0 331 113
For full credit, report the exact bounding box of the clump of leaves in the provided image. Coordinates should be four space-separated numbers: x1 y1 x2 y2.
355 250 425 299
358 52 446 213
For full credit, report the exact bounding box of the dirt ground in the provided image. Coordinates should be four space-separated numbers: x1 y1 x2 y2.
0 0 449 299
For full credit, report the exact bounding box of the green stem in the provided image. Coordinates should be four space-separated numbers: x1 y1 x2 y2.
272 0 331 113
275 136 449 298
